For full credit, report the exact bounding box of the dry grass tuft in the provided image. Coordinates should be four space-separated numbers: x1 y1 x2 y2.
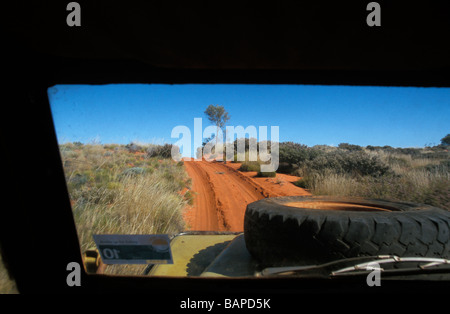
60 143 192 275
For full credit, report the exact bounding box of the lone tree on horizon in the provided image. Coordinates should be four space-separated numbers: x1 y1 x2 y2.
204 104 230 146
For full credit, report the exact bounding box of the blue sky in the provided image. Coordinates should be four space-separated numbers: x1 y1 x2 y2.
48 84 449 157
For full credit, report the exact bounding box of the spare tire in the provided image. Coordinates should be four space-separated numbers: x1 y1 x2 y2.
244 196 450 266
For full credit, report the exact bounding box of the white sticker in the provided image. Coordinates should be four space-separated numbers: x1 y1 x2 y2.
93 234 173 265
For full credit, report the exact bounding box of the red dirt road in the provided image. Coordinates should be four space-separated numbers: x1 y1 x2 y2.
183 160 310 232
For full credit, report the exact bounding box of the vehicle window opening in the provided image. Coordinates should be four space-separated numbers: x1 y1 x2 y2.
46 84 450 279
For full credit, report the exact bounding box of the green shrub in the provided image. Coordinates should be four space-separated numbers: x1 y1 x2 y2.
278 142 322 173
279 142 309 164
184 190 195 206
441 134 450 146
147 144 179 159
303 151 391 177
338 143 363 151
293 178 309 189
239 161 260 172
256 171 276 178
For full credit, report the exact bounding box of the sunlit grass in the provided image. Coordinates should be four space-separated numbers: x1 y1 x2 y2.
298 149 449 210
59 143 191 275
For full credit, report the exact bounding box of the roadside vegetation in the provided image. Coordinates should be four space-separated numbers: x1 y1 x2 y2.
287 143 449 211
285 142 450 211
59 142 191 275
225 136 450 211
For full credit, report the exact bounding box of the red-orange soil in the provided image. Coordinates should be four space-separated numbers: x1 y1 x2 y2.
183 160 310 232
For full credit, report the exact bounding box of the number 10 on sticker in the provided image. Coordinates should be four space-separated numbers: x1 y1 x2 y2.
102 248 120 259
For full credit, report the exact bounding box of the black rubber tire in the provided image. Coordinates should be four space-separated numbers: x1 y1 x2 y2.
244 196 450 266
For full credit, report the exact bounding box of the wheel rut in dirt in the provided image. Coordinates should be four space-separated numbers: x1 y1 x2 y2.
183 160 310 232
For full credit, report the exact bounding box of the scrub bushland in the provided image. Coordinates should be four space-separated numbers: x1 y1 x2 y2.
59 142 191 275
286 144 450 211
219 138 449 211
